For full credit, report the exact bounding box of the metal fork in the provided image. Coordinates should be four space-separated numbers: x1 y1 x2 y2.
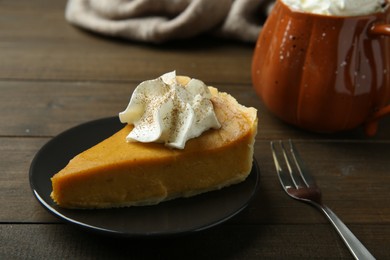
270 140 375 260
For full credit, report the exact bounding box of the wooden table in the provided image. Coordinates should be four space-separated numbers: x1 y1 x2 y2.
1 1 389 259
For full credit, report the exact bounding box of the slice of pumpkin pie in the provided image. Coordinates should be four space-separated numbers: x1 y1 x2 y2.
50 71 258 209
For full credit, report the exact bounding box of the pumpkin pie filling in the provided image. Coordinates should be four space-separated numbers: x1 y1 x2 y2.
51 73 258 209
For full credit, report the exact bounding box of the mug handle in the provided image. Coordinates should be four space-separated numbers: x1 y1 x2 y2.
369 23 390 36
365 106 390 136
364 23 390 136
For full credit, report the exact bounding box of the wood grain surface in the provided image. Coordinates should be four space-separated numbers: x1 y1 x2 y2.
1 0 389 259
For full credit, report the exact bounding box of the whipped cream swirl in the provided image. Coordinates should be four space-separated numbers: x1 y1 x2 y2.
119 71 221 149
282 0 386 16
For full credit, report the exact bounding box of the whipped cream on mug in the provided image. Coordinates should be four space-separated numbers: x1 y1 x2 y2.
282 0 386 16
119 71 221 149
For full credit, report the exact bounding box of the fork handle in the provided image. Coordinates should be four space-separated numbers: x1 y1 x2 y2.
319 205 375 260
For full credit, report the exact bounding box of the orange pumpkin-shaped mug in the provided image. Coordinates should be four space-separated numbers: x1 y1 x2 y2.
252 0 390 135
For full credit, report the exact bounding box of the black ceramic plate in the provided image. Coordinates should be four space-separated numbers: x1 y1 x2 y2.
29 117 260 237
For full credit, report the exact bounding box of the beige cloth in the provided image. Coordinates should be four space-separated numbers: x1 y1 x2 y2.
65 0 273 43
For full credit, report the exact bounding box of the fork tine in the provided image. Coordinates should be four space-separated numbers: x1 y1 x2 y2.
288 140 317 188
270 141 294 191
281 140 306 188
